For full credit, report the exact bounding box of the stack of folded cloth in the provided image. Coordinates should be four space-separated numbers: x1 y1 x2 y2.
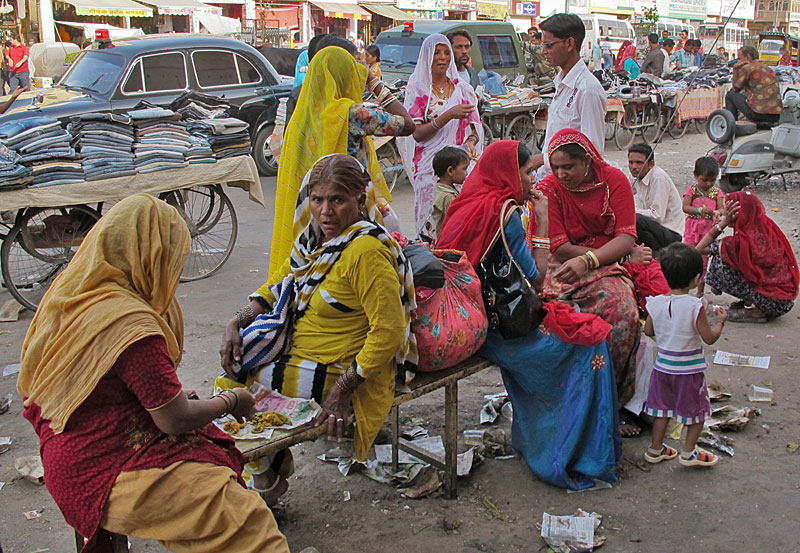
186 118 251 159
29 160 85 188
186 135 215 164
129 107 189 173
70 113 135 181
170 91 231 120
0 142 32 189
0 115 78 165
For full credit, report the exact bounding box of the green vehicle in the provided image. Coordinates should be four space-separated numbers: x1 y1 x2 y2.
374 21 527 84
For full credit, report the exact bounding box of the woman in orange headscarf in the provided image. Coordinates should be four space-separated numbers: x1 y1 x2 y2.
19 195 289 553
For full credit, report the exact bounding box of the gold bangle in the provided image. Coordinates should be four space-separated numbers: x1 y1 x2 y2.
586 250 600 270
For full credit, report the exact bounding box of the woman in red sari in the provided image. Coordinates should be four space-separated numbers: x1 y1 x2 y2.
696 191 798 322
538 128 650 434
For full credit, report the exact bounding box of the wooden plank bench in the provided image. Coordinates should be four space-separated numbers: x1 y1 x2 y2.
238 356 495 499
73 357 494 552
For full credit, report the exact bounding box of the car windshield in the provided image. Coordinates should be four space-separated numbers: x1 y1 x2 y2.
375 36 423 66
58 50 126 94
760 39 783 53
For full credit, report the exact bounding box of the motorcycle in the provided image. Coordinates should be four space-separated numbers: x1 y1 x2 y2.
706 89 800 193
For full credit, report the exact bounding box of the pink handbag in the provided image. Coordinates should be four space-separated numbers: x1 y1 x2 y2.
412 249 488 372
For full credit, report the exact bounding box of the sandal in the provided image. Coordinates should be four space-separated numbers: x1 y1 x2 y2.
679 448 719 467
644 444 679 464
727 309 767 324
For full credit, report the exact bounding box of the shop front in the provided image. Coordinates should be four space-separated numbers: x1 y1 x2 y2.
53 0 153 32
253 1 300 45
361 2 418 39
203 0 246 21
139 0 221 34
396 0 442 21
309 1 370 39
509 1 539 32
444 0 476 20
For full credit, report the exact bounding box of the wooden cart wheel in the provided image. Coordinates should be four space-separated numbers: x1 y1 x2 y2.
668 108 690 139
614 103 637 150
504 114 536 150
641 102 662 144
482 120 494 148
1 205 100 311
160 185 238 282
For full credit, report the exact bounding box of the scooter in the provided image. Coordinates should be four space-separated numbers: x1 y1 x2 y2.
705 89 800 193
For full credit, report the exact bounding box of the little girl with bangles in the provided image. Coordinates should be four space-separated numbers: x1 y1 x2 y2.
682 156 725 296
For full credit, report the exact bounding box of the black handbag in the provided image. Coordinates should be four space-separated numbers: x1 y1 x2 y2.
478 199 544 339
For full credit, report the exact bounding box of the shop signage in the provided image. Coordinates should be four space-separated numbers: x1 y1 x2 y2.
397 0 440 10
667 0 706 20
590 0 634 13
477 0 507 18
512 1 539 15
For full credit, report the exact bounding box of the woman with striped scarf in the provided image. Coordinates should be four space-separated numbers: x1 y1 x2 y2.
219 154 417 503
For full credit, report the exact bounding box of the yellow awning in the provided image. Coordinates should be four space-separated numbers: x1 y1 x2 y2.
57 0 153 18
361 3 418 20
309 1 371 20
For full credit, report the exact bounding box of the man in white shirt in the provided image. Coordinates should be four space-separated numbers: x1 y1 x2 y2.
628 143 684 251
534 13 607 176
447 30 480 90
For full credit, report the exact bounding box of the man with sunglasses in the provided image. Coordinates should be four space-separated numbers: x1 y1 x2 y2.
534 13 607 176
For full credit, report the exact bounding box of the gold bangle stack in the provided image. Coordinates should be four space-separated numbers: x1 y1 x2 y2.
531 234 550 250
583 250 599 271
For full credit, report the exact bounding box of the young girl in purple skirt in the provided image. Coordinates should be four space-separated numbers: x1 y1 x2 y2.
643 243 728 467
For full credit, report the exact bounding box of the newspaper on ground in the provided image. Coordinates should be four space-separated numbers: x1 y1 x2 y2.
375 436 444 465
540 512 596 550
713 350 770 369
215 388 320 440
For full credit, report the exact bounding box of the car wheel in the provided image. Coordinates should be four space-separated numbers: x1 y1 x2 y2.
252 124 278 177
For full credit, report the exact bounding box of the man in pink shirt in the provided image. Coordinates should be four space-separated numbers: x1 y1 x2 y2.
7 34 29 91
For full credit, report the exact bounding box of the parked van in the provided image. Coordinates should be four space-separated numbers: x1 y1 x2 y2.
375 21 526 83
580 14 635 61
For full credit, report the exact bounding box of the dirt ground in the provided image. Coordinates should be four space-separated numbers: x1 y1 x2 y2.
1 130 799 553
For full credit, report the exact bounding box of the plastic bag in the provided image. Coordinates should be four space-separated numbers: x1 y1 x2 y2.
412 250 488 372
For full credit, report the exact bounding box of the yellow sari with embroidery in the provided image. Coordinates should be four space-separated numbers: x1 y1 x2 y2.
268 46 392 279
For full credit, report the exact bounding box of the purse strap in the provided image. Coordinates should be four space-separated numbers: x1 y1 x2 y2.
480 198 520 264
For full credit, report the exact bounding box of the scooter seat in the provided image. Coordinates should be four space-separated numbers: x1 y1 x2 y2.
734 121 758 137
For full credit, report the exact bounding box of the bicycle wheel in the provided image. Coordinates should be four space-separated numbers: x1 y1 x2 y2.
694 117 708 134
614 104 637 150
377 140 403 193
1 205 100 311
504 114 536 149
161 185 238 282
667 109 690 139
641 102 662 144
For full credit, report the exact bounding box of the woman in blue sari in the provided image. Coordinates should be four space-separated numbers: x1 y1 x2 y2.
437 140 621 489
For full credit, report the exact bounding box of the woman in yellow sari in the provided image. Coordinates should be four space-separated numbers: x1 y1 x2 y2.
19 195 289 553
220 155 417 502
268 44 414 277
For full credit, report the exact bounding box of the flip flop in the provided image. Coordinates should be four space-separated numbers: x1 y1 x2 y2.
727 309 767 323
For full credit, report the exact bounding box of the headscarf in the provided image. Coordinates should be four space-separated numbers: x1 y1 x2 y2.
538 128 637 251
397 33 483 236
269 46 391 278
18 194 190 433
291 154 418 459
437 140 524 268
615 40 636 72
721 191 799 300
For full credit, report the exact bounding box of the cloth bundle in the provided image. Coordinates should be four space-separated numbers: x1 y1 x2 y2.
0 116 81 188
186 135 215 164
130 108 189 174
186 118 250 159
0 142 32 189
70 113 135 181
170 90 231 120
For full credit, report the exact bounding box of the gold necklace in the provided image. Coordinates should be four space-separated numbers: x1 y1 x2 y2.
433 79 450 98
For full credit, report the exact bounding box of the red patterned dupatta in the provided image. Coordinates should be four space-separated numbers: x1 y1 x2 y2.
721 191 799 301
537 128 637 252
